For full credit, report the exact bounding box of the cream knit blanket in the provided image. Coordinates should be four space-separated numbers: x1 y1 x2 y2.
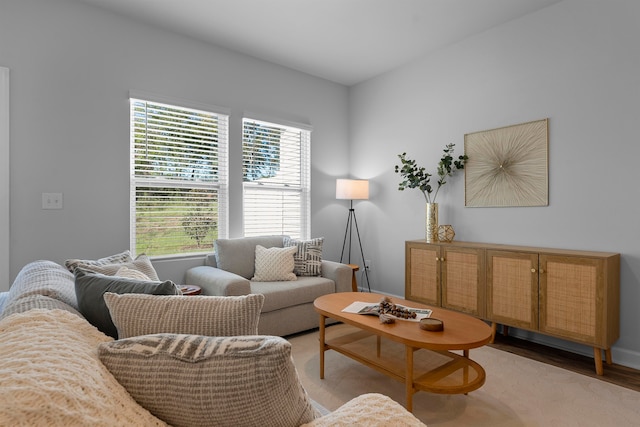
0 309 167 426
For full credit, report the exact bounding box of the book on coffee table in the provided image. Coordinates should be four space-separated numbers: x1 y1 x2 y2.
341 301 432 322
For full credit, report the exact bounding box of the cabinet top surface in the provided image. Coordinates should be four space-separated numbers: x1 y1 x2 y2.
406 240 619 258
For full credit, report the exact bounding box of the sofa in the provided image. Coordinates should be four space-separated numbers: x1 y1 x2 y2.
0 258 426 427
185 235 353 336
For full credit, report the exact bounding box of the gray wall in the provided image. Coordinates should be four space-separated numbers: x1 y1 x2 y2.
3 0 639 369
0 0 350 286
349 0 640 368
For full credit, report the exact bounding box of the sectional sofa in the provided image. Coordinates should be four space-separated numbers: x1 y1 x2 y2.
0 257 426 426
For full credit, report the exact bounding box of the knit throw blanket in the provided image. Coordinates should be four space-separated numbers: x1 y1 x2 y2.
0 309 167 426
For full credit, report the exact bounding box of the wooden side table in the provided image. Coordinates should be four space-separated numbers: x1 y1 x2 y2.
346 264 359 292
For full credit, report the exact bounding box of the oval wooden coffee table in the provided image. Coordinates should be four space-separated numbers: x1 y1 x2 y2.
314 292 493 412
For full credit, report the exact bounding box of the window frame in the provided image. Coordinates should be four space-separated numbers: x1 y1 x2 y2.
241 115 312 240
129 91 229 258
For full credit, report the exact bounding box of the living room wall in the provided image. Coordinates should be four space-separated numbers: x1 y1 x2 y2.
0 0 350 287
348 0 640 368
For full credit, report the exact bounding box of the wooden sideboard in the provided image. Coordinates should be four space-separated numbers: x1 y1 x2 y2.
405 240 620 375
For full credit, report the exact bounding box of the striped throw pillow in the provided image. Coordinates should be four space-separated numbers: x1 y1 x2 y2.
103 293 264 338
98 334 319 427
284 237 324 277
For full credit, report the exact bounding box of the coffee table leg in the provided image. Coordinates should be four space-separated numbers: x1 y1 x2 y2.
319 314 326 379
405 346 414 412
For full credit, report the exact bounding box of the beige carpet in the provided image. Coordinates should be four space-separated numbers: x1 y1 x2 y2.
289 324 640 426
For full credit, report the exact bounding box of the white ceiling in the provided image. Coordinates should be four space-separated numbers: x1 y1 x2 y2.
76 0 563 86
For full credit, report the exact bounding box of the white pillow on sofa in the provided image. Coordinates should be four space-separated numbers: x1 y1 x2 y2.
252 245 297 282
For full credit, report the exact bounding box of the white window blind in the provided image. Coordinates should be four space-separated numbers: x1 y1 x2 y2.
130 97 228 257
242 118 310 239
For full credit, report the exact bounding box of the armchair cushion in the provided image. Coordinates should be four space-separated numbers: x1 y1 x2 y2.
214 235 285 279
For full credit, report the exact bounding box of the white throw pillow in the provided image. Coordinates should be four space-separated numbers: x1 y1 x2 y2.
252 245 298 282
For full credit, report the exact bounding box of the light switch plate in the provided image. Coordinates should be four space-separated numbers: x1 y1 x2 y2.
42 193 63 210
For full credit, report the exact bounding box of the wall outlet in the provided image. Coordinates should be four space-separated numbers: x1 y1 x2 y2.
364 259 372 270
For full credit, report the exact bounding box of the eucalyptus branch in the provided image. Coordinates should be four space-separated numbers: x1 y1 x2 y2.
394 144 468 204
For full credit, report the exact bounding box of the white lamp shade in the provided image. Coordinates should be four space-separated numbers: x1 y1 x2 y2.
336 179 369 200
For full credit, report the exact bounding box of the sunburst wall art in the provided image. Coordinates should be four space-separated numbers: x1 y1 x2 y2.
464 118 548 207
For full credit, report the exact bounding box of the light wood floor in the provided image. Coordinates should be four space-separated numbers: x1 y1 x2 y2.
489 333 640 392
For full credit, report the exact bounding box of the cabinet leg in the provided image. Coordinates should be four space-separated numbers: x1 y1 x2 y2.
605 348 613 365
593 347 604 376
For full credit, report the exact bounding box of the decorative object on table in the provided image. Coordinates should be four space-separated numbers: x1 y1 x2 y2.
379 313 396 324
379 296 417 320
395 144 468 242
464 118 549 207
342 298 432 321
437 224 455 243
420 318 444 331
336 178 371 292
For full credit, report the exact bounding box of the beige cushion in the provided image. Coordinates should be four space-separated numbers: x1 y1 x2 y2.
64 250 133 272
284 237 324 276
98 334 319 427
302 393 426 426
115 266 151 281
252 245 297 282
103 293 264 338
4 260 78 314
69 254 160 281
0 309 166 426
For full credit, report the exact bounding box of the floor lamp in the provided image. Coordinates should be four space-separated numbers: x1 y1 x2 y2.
336 179 371 292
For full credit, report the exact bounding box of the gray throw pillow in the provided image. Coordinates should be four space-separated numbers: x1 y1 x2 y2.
103 292 264 338
74 268 180 338
98 334 319 427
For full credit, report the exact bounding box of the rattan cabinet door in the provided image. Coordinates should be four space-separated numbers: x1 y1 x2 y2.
441 247 485 317
539 255 602 346
405 242 440 306
487 250 539 330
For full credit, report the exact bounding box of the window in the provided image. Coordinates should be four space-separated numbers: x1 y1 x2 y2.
130 95 228 257
242 118 311 239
